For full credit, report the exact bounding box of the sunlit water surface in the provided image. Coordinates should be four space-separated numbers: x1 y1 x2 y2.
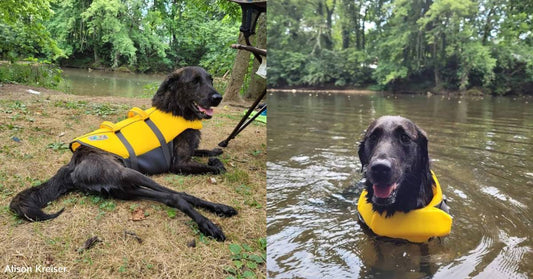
267 92 533 278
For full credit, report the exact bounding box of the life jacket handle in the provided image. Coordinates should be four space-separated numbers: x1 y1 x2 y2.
99 121 116 131
127 107 149 119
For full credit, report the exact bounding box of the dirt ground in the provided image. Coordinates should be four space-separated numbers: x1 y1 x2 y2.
0 84 266 278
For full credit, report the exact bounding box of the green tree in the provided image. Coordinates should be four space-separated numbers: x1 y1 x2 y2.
0 0 62 61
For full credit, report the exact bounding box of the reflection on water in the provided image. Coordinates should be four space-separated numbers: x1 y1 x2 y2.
61 68 164 97
267 92 533 278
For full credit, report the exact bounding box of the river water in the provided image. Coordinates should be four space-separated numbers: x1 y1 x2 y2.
61 68 163 97
267 91 533 278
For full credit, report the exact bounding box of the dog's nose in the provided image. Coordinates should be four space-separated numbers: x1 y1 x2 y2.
370 159 392 178
211 93 223 106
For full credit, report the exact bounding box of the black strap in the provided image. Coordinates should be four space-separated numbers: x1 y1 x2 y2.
116 131 138 171
144 118 172 168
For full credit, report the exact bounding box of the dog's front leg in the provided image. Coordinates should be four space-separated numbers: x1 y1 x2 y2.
171 159 226 175
193 148 223 157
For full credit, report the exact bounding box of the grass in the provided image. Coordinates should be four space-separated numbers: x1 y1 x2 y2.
0 84 266 278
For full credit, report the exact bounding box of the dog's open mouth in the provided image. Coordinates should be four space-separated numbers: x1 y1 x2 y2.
373 183 398 199
193 102 214 118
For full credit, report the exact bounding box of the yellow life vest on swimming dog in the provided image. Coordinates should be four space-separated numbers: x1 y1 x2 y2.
357 171 452 243
70 107 202 174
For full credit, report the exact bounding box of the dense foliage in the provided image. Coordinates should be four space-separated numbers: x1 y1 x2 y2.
0 63 63 88
0 0 240 74
269 0 533 95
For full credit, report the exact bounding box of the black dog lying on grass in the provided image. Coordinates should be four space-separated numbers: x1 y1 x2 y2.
10 66 236 241
357 116 451 243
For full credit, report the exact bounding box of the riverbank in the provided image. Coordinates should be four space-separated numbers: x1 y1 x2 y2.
0 84 266 278
268 87 504 96
268 88 377 95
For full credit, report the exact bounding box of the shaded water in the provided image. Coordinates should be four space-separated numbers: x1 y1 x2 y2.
267 92 533 278
61 68 163 97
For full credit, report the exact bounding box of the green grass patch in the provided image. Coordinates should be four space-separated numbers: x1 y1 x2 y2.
47 141 70 152
53 100 127 119
225 169 250 185
54 100 88 110
225 238 266 279
166 208 177 219
88 196 117 219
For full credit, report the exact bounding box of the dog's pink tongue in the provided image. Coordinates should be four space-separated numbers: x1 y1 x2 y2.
198 106 214 116
373 183 397 198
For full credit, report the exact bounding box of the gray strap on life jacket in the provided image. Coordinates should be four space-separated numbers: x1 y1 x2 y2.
145 118 172 168
434 198 450 214
116 131 139 171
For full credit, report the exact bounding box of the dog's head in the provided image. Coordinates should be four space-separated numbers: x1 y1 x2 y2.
358 116 433 215
152 66 222 121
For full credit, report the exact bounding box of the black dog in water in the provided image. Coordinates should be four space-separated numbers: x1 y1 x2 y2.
10 66 236 241
358 115 434 216
356 115 451 243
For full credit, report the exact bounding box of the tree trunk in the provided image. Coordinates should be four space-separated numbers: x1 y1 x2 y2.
355 6 361 50
223 33 250 103
340 0 354 49
245 13 266 100
481 7 494 45
432 43 442 89
361 9 367 50
324 0 336 50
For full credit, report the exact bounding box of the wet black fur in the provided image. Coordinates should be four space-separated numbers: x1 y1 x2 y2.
10 66 236 241
358 116 433 217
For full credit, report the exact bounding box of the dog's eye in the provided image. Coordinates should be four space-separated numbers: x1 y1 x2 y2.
368 134 378 142
400 133 411 144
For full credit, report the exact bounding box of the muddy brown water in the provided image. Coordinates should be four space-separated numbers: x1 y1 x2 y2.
61 68 163 97
267 92 533 278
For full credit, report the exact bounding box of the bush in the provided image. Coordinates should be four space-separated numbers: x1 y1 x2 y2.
0 63 63 88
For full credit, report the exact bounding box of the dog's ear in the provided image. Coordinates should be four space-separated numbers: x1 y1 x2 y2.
416 125 432 183
152 69 187 114
416 126 429 164
358 120 376 171
156 69 185 96
358 139 368 171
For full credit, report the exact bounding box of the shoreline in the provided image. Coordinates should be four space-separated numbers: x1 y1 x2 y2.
268 88 378 95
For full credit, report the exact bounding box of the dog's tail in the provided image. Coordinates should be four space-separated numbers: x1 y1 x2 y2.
10 166 74 221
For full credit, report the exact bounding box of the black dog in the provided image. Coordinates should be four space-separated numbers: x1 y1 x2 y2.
10 66 236 241
358 116 435 217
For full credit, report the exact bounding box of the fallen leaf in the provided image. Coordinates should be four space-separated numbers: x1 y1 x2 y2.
131 208 145 221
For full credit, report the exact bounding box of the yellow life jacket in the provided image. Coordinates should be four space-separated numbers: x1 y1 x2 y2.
357 171 452 243
70 107 202 174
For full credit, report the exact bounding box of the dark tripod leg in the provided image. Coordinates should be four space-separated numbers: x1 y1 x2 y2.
233 105 266 136
218 88 266 147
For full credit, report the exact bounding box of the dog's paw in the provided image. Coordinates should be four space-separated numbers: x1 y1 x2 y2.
197 219 226 242
211 148 223 156
213 204 238 217
208 158 226 174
